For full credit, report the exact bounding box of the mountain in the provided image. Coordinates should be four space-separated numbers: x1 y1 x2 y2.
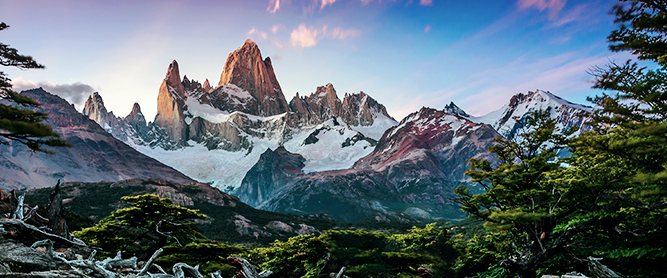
235 146 306 207
23 178 341 245
244 107 501 222
84 39 398 191
0 88 194 191
469 89 592 139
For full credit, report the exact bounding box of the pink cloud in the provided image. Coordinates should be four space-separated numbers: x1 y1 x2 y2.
271 24 283 34
268 0 281 13
420 0 433 6
248 28 268 40
321 0 337 9
273 40 285 49
360 0 373 5
290 24 321 48
290 24 361 48
517 0 566 20
424 25 431 33
330 27 361 40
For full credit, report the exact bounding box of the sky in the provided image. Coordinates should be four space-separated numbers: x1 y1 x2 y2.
0 0 630 121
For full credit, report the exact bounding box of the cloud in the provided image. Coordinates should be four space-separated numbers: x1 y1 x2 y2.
329 27 361 40
248 28 268 41
273 40 285 49
290 24 321 48
271 24 283 34
550 4 590 27
517 0 566 20
424 25 431 33
11 77 96 107
321 0 337 9
360 0 373 5
420 0 433 6
290 24 361 48
268 0 281 13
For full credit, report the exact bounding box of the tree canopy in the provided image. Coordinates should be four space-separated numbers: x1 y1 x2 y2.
0 22 69 153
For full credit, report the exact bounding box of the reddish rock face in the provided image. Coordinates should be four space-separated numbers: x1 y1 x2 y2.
218 39 290 116
202 78 211 92
154 61 187 144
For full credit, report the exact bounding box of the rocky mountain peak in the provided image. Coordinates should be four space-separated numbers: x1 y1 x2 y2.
83 92 116 130
165 60 185 98
154 60 188 144
443 101 471 118
202 79 211 92
130 102 142 116
217 39 289 116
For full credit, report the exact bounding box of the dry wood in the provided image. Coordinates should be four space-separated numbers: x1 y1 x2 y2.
227 256 272 278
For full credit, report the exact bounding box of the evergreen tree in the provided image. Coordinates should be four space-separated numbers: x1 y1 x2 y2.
0 22 69 153
454 110 593 278
73 194 207 260
567 0 667 275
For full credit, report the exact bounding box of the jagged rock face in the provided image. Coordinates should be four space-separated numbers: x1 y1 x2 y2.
125 102 147 134
289 83 396 128
235 146 306 207
83 92 120 132
218 39 290 116
354 107 499 183
0 88 195 190
443 101 471 118
303 83 343 121
154 60 188 144
472 90 592 139
202 79 211 92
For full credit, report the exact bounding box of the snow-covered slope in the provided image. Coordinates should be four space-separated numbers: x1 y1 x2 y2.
469 89 592 139
85 48 397 192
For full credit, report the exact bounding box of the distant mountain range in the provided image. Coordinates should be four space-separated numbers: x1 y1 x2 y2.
0 89 194 190
2 39 593 223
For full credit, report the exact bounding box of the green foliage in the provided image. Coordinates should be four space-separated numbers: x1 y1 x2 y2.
0 22 70 153
244 226 457 278
73 194 206 260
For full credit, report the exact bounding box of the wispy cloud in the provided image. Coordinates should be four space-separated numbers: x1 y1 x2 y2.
271 24 283 34
360 0 373 5
517 0 567 20
330 27 361 40
268 0 281 13
11 77 96 108
550 4 590 27
290 24 361 48
420 0 433 6
273 40 285 49
321 0 337 9
424 25 431 33
248 28 268 40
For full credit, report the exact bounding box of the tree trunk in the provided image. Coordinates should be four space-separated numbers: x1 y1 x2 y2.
47 180 69 239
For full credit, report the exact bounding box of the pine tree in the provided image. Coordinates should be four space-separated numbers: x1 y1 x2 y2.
0 22 70 153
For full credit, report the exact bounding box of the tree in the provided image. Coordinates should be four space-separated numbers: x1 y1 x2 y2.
454 110 601 278
73 194 207 260
567 0 667 275
0 22 69 153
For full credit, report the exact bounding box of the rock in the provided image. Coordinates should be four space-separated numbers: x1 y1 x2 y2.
202 79 211 92
154 61 188 144
235 146 306 207
218 39 290 116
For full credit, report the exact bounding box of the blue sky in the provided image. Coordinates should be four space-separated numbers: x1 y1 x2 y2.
1 0 629 120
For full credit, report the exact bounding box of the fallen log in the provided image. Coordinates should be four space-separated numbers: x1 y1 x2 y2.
227 256 272 278
0 271 88 278
0 219 85 248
